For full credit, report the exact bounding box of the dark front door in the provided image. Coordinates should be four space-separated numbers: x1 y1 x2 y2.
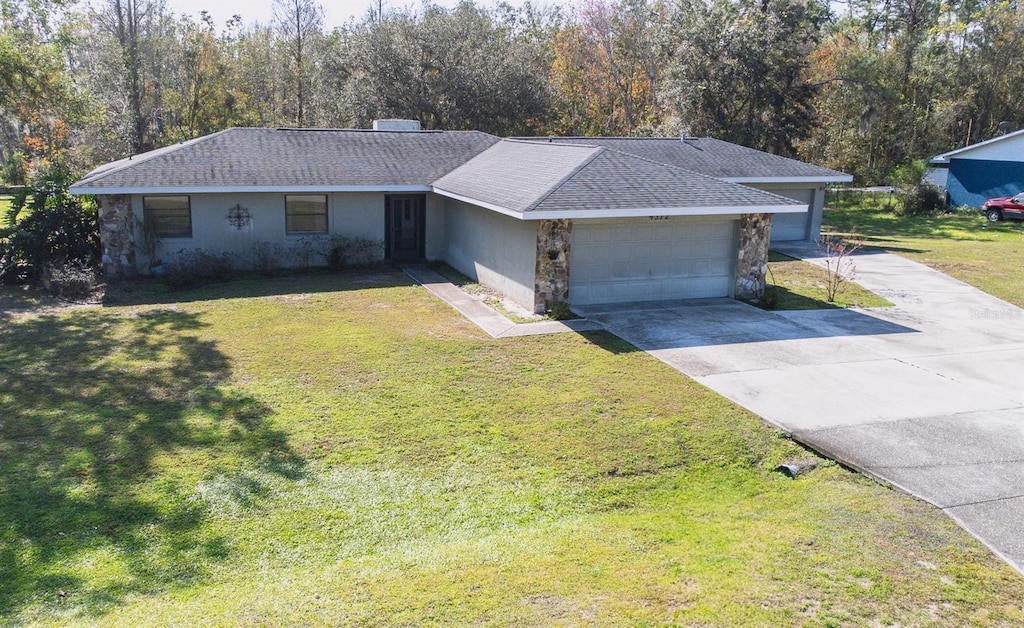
386 195 426 261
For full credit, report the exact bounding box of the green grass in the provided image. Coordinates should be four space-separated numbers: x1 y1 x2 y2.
2 270 1023 625
764 251 893 310
0 195 11 228
824 194 1024 308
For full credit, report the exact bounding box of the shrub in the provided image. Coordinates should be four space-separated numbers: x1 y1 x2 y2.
548 300 573 320
818 235 863 303
0 168 100 284
161 248 237 290
248 241 285 275
896 184 946 216
42 262 97 301
327 237 384 270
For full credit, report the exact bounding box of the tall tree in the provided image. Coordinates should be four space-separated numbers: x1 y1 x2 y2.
662 0 827 156
341 2 551 135
272 0 324 127
550 0 665 135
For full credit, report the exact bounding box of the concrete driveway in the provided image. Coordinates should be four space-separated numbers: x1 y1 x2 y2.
579 245 1024 574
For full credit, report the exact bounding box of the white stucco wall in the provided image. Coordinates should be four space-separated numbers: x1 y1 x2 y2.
424 193 446 260
442 198 537 310
946 132 1024 162
743 184 822 241
132 192 388 269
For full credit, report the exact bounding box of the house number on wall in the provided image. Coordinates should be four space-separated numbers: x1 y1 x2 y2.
649 215 669 221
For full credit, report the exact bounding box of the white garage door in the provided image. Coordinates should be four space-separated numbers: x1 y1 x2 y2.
570 217 737 306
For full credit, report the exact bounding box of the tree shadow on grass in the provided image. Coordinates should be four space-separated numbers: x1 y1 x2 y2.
0 307 304 619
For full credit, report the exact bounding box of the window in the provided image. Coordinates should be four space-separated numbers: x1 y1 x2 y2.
143 196 192 238
285 194 328 234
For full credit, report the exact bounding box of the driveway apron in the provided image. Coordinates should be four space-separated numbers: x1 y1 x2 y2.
581 246 1024 574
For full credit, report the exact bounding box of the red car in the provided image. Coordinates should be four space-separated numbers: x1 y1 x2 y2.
983 193 1024 222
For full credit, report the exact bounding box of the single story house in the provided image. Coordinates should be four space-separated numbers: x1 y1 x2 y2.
930 128 1024 207
70 121 849 313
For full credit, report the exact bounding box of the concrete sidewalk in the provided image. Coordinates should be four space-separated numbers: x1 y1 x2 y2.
402 265 602 338
583 246 1024 574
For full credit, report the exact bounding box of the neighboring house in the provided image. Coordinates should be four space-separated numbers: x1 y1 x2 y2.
528 137 850 241
70 122 848 313
931 128 1024 207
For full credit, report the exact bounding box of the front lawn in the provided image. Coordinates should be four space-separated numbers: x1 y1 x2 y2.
764 251 893 310
824 194 1024 308
0 195 11 227
2 270 1023 625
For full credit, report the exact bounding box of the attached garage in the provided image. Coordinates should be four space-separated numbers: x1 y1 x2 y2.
746 186 818 241
538 137 849 243
570 216 738 305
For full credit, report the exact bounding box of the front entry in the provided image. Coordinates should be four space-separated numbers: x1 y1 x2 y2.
385 195 426 261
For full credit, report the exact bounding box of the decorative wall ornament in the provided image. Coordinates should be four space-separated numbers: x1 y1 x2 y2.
227 204 252 229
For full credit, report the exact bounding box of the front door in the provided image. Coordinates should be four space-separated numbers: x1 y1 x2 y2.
386 195 425 260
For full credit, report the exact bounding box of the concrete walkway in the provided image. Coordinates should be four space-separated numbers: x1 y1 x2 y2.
402 265 602 338
579 245 1024 574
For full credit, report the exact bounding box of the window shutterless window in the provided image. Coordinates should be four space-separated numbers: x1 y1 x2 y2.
285 194 328 234
143 196 192 238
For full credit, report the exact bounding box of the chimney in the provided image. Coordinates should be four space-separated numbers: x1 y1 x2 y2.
372 119 422 132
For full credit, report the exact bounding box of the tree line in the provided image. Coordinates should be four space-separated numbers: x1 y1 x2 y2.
2 0 1023 185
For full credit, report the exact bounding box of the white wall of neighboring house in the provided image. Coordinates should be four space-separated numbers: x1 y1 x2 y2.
946 132 1024 162
441 197 537 310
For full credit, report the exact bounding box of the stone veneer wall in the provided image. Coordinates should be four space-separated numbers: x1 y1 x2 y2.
534 219 572 313
734 212 773 300
97 194 136 278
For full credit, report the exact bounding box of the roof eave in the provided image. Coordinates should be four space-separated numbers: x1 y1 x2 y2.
523 204 807 220
433 186 806 220
723 175 853 184
934 128 1024 160
69 184 433 195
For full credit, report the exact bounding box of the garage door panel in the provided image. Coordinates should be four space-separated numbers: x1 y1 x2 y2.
570 217 737 306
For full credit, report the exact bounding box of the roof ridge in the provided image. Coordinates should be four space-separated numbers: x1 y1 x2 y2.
77 128 235 186
524 145 606 211
700 138 849 176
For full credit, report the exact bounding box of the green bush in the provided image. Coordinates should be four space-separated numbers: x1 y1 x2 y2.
161 248 238 289
896 184 946 217
327 237 384 270
42 262 97 301
548 300 573 320
0 168 100 284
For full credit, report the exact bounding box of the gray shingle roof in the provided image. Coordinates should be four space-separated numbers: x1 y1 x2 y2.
522 136 850 182
433 140 802 214
72 127 501 191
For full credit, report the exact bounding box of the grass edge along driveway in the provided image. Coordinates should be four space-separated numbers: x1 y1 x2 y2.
2 270 1023 626
823 194 1024 309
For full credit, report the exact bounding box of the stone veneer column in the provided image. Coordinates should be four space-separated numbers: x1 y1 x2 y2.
97 194 136 278
734 212 773 300
534 219 572 314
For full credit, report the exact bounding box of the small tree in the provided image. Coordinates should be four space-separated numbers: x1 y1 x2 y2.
0 168 100 284
818 235 862 303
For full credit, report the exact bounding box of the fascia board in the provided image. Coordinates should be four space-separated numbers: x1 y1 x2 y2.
69 185 432 195
723 175 853 184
